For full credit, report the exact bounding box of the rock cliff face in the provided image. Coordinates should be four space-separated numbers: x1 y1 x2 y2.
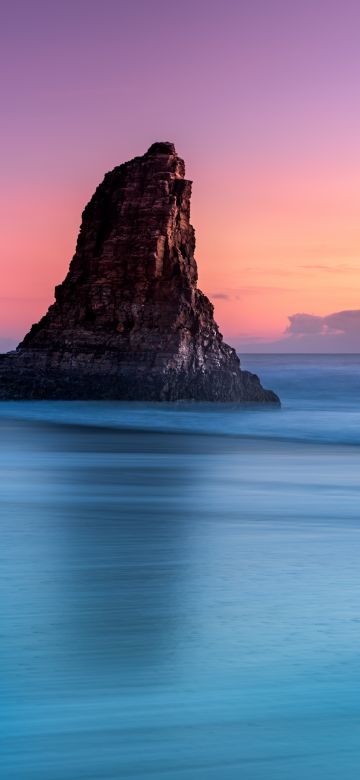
0 142 279 402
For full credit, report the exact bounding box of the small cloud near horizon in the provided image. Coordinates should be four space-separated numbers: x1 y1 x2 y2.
235 309 360 353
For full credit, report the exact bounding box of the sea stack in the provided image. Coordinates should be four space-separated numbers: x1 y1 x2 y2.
0 142 279 403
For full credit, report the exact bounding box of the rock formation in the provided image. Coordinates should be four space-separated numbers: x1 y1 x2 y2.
0 142 279 403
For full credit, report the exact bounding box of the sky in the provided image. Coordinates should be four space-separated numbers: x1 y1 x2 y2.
1 0 360 352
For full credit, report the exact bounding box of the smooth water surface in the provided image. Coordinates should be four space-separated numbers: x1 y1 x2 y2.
1 355 360 779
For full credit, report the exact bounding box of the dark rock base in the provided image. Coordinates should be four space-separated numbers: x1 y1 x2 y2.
0 356 279 403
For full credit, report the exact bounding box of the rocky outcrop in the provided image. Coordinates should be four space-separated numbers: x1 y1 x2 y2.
0 142 279 403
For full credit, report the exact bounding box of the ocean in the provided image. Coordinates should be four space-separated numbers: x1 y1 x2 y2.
1 354 360 779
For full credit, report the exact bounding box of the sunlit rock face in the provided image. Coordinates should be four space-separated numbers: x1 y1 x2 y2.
0 142 279 402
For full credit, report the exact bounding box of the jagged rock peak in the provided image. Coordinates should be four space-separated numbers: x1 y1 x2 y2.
146 141 177 155
0 142 280 403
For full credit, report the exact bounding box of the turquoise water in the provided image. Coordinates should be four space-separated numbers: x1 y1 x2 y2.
1 355 360 779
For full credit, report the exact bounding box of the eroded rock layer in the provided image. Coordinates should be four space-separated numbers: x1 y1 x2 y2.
0 142 279 402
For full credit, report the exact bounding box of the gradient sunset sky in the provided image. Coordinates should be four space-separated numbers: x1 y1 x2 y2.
2 0 360 352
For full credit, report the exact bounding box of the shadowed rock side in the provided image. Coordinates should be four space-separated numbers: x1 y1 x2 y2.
0 142 279 402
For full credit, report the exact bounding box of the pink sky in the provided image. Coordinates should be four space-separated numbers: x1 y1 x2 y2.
1 0 360 351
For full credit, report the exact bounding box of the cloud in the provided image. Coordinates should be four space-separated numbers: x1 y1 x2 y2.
286 313 324 334
211 292 230 300
287 309 360 338
235 309 360 353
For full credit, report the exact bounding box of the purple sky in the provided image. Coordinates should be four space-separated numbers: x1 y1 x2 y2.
1 0 360 351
